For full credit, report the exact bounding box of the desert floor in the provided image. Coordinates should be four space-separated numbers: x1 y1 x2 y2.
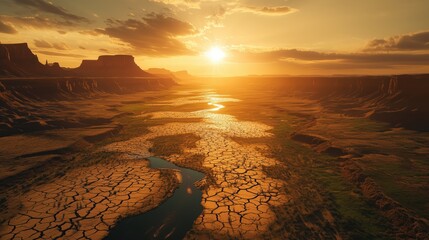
1 80 428 239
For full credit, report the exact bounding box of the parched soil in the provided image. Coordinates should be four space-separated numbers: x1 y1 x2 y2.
0 158 178 239
1 78 429 240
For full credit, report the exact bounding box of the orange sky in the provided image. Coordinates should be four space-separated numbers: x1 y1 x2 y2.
1 0 429 76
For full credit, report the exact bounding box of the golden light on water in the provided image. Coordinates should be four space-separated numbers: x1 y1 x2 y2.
208 102 224 111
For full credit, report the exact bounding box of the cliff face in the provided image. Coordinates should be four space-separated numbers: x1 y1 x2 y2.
146 68 194 81
0 77 177 135
1 43 39 65
219 75 429 132
0 44 154 78
75 55 152 77
0 43 66 77
282 75 429 131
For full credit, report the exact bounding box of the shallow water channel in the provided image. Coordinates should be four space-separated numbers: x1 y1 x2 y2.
105 157 205 240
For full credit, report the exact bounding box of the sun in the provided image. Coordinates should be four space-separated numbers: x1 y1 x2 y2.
205 47 226 63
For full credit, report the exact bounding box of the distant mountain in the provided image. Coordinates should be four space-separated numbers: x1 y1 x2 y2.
147 68 194 81
74 55 152 77
0 43 155 78
0 43 65 77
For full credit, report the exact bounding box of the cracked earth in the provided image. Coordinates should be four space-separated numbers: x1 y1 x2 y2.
0 91 289 239
0 159 177 239
104 92 289 238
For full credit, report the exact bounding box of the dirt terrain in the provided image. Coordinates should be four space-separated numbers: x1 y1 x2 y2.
1 76 428 239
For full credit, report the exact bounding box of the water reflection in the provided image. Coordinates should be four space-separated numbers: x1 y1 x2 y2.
105 157 205 240
105 91 287 238
207 102 224 111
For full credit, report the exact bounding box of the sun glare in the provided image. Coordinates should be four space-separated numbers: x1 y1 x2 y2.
206 47 225 63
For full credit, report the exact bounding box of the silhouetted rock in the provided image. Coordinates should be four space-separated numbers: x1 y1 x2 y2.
341 160 429 239
75 55 152 77
147 68 194 81
0 44 155 78
147 68 172 75
0 43 66 77
2 43 39 66
0 77 177 135
229 75 429 132
174 70 194 80
147 68 178 81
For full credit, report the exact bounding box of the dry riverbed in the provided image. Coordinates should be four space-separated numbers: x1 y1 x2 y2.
1 83 428 239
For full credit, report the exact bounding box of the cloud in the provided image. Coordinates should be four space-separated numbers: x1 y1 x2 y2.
203 3 227 28
34 39 69 50
97 14 197 56
152 0 296 16
230 48 429 66
34 39 52 48
35 50 85 58
365 31 429 51
79 30 102 36
151 0 200 7
51 42 68 50
0 19 17 34
230 49 342 62
238 6 297 16
0 15 77 30
12 0 88 22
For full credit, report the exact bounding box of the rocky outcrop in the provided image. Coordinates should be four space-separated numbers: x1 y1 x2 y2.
0 43 65 77
147 68 194 81
342 161 429 239
241 75 429 131
0 77 177 135
1 43 39 66
146 68 179 81
74 55 152 77
0 43 156 78
0 77 176 101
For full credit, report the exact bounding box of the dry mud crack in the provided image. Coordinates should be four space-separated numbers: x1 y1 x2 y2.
1 92 290 239
0 159 177 239
104 94 290 238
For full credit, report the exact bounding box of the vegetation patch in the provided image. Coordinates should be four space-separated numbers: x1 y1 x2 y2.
268 116 391 239
150 134 200 156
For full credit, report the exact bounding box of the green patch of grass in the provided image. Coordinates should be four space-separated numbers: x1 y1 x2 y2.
96 115 151 145
364 167 429 219
271 118 391 239
314 168 390 239
150 134 200 156
119 103 149 114
349 118 390 132
357 152 429 219
118 93 209 115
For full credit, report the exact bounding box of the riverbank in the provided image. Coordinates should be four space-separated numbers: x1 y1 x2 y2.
1 76 428 239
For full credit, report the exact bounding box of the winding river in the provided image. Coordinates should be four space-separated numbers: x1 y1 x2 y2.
105 157 205 240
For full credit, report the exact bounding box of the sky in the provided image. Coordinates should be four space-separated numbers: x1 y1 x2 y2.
1 0 429 76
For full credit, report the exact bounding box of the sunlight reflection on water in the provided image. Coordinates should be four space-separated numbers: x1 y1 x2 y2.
149 91 241 108
104 91 286 238
207 102 224 111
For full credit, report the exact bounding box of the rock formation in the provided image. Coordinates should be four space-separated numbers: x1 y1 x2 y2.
74 55 151 77
147 68 194 81
0 43 65 77
0 43 154 78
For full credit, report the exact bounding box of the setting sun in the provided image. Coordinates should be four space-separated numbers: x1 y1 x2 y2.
205 47 226 63
1 1 429 239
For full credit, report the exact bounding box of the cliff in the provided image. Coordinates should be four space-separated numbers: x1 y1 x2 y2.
0 43 65 77
280 75 429 131
0 77 177 135
0 44 155 78
214 75 429 132
146 68 194 81
74 55 152 77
